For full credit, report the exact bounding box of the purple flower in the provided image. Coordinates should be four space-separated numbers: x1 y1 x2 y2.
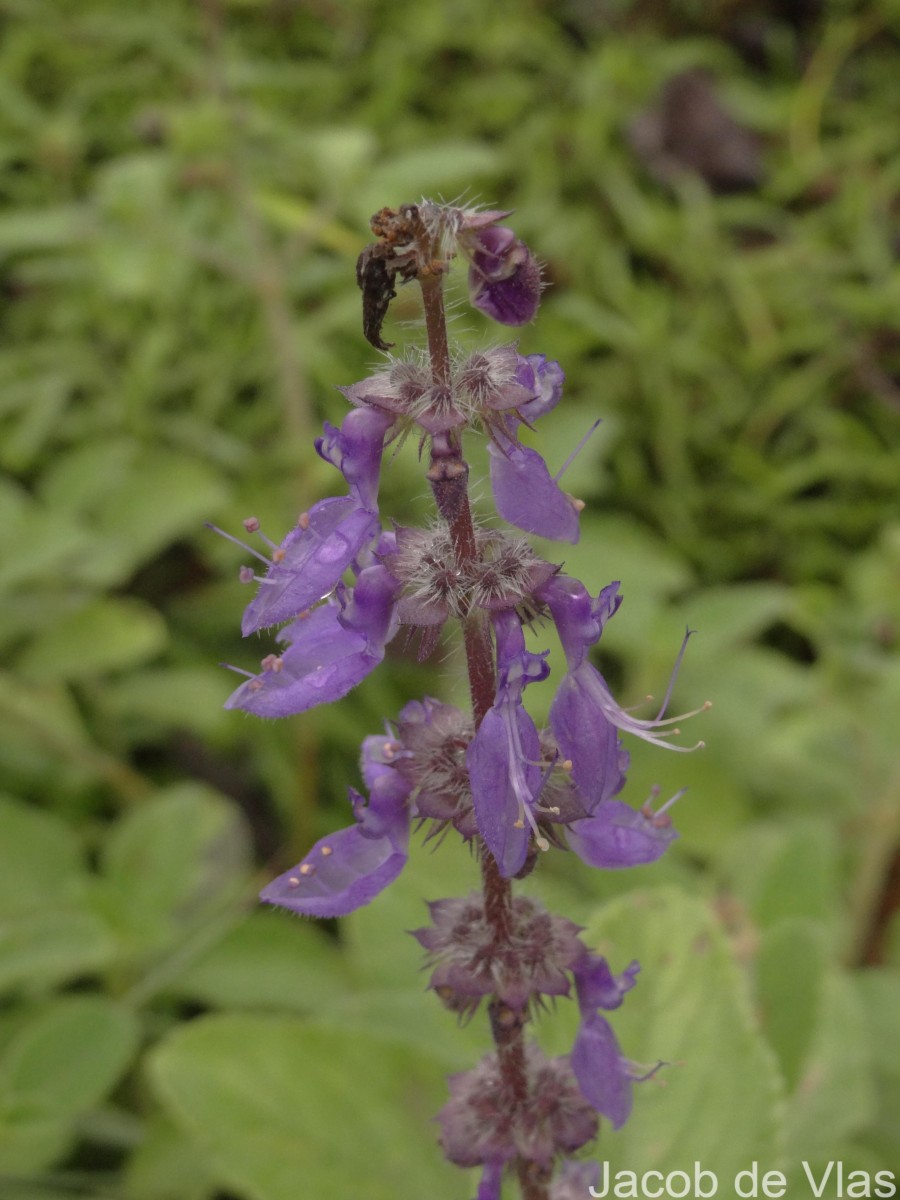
458 215 542 326
466 610 550 877
538 575 705 808
213 408 393 636
488 355 584 544
570 956 641 1130
315 406 395 512
488 434 582 544
566 791 681 869
224 564 399 717
236 499 380 636
260 756 412 918
514 353 565 424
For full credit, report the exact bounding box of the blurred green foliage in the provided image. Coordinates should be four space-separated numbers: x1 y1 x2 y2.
1 0 898 1195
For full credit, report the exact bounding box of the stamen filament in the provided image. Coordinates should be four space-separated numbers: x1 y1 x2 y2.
220 662 258 679
205 522 271 567
655 627 695 721
553 418 602 483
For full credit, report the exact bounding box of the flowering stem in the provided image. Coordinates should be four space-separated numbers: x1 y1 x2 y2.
418 257 548 1200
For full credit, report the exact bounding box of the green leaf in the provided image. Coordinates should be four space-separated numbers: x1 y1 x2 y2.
98 785 252 963
572 887 785 1174
0 996 139 1173
754 919 827 1091
150 1014 467 1200
122 1115 219 1200
170 910 350 1014
0 795 115 991
18 597 168 681
60 450 229 589
782 969 876 1161
0 499 92 596
720 820 841 933
0 910 115 995
94 666 233 739
0 796 87 916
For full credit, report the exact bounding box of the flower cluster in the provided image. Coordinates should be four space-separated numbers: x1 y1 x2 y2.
217 202 704 1199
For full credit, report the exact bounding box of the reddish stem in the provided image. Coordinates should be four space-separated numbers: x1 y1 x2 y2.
417 244 547 1200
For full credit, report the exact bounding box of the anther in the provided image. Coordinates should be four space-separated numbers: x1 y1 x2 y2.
242 516 279 550
299 863 314 876
298 512 311 530
239 566 254 584
288 876 301 886
260 654 284 673
320 845 333 857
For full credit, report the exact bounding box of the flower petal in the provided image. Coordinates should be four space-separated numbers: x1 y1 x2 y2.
241 497 379 635
260 771 410 918
571 1012 633 1130
488 437 581 543
467 706 537 877
567 800 678 869
227 605 378 718
548 673 626 810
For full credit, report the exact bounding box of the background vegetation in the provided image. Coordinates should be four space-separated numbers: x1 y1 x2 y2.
1 0 898 1196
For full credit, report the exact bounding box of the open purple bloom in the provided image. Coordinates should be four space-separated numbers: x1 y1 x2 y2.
488 434 582 544
260 758 412 917
567 794 679 869
538 575 703 807
226 407 393 636
488 355 583 543
570 956 641 1130
225 564 399 717
459 219 542 326
239 498 380 636
466 610 550 877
